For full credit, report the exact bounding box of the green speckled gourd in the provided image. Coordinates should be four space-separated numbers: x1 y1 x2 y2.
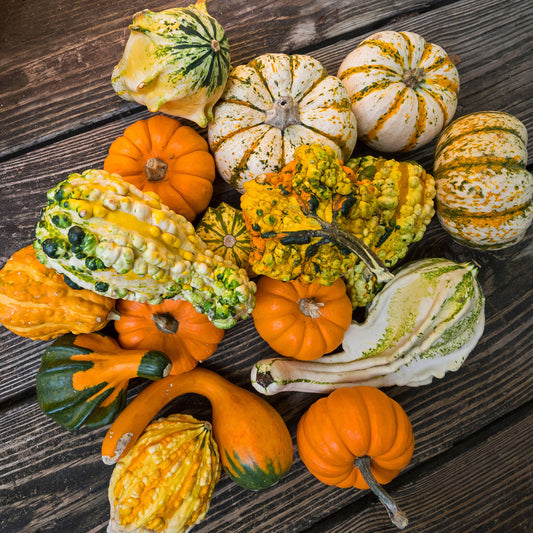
240 145 435 307
34 169 256 329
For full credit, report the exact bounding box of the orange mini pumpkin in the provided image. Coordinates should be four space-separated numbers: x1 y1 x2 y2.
104 115 216 221
252 276 352 360
297 386 414 528
115 299 224 375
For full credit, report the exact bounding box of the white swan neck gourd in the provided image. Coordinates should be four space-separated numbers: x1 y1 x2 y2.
251 258 485 395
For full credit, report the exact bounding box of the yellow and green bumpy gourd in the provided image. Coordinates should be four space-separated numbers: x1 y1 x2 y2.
240 144 435 307
34 169 256 329
111 0 231 128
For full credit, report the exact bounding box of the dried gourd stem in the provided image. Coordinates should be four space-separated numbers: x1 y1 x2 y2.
152 312 179 334
211 39 221 52
402 67 426 88
145 157 168 181
223 234 237 248
298 298 324 319
354 456 408 530
264 96 301 130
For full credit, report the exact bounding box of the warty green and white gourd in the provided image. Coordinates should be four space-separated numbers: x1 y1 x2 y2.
34 169 256 329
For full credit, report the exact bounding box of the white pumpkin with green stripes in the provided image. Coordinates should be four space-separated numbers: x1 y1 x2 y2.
207 53 357 192
434 111 533 249
111 1 230 128
338 30 459 152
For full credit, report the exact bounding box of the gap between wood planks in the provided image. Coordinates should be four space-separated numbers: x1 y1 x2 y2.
298 398 533 533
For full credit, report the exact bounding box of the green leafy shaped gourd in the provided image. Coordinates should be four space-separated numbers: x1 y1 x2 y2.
34 169 256 329
36 332 171 431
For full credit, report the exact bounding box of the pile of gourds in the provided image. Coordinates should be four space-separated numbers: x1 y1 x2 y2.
0 1 532 532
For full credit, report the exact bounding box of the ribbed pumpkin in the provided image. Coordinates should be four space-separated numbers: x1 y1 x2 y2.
434 111 533 249
115 299 224 376
297 386 413 528
338 30 459 152
104 115 216 221
102 368 293 491
0 245 115 340
208 53 357 191
195 202 254 275
108 413 220 533
36 332 171 431
111 1 231 127
252 276 353 360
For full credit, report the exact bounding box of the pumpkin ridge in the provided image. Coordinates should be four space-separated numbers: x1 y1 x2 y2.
365 87 409 141
398 31 415 69
435 156 526 174
438 201 532 219
290 122 350 160
417 84 451 125
349 79 394 103
219 95 266 113
401 90 427 151
365 39 404 66
293 64 328 101
210 123 267 152
338 64 399 80
249 59 277 103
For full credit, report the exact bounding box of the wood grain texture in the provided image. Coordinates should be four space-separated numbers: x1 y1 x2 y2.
0 0 532 531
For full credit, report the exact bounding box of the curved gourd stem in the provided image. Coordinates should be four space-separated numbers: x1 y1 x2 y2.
354 456 408 529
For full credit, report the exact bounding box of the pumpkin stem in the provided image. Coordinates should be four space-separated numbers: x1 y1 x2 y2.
210 39 221 52
223 234 237 248
298 297 324 319
402 67 426 89
354 456 408 529
264 96 301 130
152 312 179 334
145 157 168 182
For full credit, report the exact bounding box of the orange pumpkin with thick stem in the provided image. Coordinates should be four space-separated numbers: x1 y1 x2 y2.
252 276 352 360
115 299 224 375
103 115 216 221
297 386 414 528
101 368 293 491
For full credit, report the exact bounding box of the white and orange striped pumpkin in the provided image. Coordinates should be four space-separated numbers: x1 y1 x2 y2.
338 31 459 153
434 111 533 249
208 53 357 192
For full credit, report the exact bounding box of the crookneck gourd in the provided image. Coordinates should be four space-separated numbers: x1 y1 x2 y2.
252 258 485 395
34 169 256 329
240 144 435 306
0 245 115 340
111 0 231 128
36 332 171 431
102 368 293 492
108 413 220 533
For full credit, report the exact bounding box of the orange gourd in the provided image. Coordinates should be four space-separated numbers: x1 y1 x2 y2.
0 245 115 340
297 387 414 528
115 299 224 375
102 368 293 491
252 276 352 360
104 115 216 221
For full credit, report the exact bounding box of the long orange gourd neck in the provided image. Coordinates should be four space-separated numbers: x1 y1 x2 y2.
101 368 234 464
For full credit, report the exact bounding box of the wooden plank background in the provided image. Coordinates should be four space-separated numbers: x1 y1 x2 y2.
0 0 532 532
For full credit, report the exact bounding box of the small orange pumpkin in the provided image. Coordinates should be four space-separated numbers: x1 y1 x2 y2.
114 299 224 375
297 386 414 528
103 115 216 221
252 276 352 360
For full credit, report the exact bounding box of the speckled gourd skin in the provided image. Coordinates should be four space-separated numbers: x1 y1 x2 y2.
34 169 256 329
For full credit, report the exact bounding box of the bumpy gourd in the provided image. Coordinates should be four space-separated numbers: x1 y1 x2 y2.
252 258 485 395
240 144 434 294
434 111 533 249
108 414 220 533
0 245 115 340
36 332 171 431
195 202 254 276
34 169 256 329
111 1 230 128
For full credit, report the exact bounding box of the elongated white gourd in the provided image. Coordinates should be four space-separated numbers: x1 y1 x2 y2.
251 258 485 395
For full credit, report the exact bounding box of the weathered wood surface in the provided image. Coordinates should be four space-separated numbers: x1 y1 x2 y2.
0 0 532 532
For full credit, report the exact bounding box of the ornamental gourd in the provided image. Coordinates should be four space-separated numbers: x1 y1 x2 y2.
338 30 459 152
0 245 115 340
36 332 171 431
252 277 352 360
115 299 224 375
195 202 254 276
111 1 231 128
433 111 533 249
108 414 220 533
208 53 357 191
102 368 293 491
297 387 413 528
104 115 216 221
240 144 434 300
34 169 256 329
